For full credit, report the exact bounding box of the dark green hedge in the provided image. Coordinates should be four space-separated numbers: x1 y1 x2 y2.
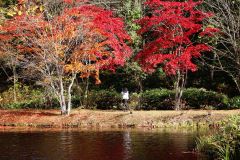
4 98 60 109
141 89 175 110
1 88 232 110
182 88 229 109
91 90 122 110
229 96 240 109
140 88 229 110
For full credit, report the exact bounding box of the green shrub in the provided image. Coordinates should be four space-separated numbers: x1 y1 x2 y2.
229 96 240 109
0 85 230 110
3 98 60 109
140 88 229 110
141 89 175 110
4 102 26 109
129 92 141 110
91 90 122 110
0 86 122 110
0 83 72 109
83 91 140 110
0 83 46 109
182 88 229 109
2 97 82 109
71 96 82 108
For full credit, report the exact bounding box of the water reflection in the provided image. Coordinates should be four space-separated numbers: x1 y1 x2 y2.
123 130 132 160
0 129 207 160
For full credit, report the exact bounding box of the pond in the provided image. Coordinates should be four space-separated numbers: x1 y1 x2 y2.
0 128 207 160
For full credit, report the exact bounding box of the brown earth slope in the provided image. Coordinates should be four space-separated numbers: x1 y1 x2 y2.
0 109 239 129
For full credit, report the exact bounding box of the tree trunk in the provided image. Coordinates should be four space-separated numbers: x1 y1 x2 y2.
75 79 83 106
13 67 17 103
60 96 67 115
59 78 67 115
233 76 240 94
67 74 76 115
138 79 143 109
83 76 90 108
66 85 72 116
174 70 186 110
175 71 181 110
210 53 216 83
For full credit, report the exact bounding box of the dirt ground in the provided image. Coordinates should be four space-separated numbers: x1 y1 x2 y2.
0 109 239 129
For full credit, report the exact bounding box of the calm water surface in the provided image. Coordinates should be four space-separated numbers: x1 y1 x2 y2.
0 128 207 160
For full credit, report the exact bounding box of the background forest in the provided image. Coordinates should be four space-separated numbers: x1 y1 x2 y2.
0 0 240 114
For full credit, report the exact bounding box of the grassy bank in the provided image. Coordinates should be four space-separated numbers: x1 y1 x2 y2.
0 109 239 129
197 116 240 159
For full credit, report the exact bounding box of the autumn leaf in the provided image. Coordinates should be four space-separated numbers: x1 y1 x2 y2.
136 0 218 75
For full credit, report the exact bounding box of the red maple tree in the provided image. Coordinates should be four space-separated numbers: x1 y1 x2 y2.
135 0 219 109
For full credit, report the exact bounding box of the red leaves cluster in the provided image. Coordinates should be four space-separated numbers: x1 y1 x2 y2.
136 0 218 75
18 0 25 4
0 3 132 81
200 27 220 37
63 0 87 4
63 5 132 70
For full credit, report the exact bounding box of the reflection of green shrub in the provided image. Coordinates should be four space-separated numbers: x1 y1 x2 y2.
197 116 240 160
229 96 240 109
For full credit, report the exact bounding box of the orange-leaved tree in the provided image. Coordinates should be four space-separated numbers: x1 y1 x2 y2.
0 0 132 115
0 0 44 102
